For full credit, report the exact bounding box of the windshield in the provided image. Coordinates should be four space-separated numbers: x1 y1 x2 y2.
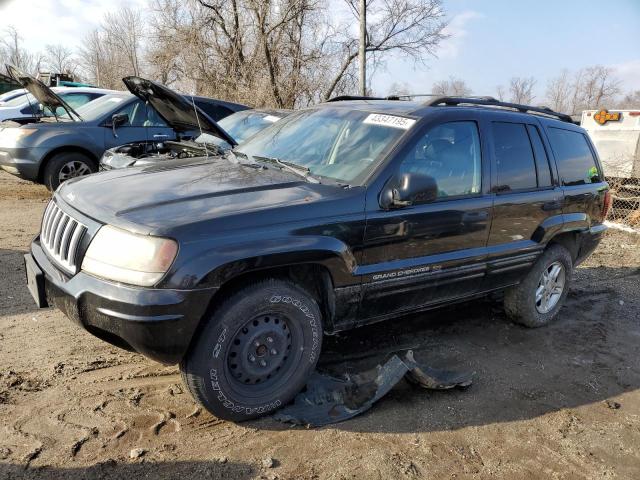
235 107 412 183
76 94 131 121
219 110 284 144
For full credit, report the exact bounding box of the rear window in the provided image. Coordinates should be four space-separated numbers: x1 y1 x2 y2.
194 100 234 122
493 122 537 191
547 127 601 186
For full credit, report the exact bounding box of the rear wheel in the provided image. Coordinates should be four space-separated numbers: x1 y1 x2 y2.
43 152 96 191
180 279 322 421
504 244 573 328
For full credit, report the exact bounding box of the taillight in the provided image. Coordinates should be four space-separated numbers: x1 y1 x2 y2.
602 190 612 218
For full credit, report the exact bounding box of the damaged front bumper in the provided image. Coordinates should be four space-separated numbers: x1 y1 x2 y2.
27 237 217 364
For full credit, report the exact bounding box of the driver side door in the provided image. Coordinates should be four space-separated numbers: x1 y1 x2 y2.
360 119 493 319
103 100 175 149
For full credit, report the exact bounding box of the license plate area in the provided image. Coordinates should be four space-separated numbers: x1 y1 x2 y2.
24 254 48 308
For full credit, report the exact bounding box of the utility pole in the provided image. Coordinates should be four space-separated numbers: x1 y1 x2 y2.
359 0 366 96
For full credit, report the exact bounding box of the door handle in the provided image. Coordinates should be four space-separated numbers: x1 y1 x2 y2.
542 199 563 211
153 134 169 139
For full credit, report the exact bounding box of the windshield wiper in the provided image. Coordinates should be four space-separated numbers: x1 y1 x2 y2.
227 150 265 169
251 155 320 184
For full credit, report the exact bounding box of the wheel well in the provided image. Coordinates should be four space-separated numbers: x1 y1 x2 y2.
202 264 336 331
38 146 98 183
548 231 579 261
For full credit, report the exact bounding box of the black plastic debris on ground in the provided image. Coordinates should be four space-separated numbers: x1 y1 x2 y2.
273 350 473 427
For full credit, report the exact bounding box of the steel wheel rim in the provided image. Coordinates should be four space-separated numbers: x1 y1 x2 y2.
225 313 299 397
58 161 91 182
535 261 566 314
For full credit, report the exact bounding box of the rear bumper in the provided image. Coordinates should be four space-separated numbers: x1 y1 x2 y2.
0 147 43 180
575 223 607 266
30 237 217 365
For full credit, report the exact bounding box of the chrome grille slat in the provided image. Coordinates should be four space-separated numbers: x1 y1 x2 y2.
59 220 77 262
40 201 87 274
53 216 69 254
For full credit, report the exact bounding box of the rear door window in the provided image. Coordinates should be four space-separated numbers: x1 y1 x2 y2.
547 127 601 185
492 122 537 191
527 125 553 188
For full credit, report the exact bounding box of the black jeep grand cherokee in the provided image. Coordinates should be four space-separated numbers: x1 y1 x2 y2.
25 94 610 421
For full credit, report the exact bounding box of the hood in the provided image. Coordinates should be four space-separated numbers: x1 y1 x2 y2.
122 76 236 146
57 157 337 235
5 65 81 121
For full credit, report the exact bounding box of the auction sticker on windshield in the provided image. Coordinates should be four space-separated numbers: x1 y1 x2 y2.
264 115 281 122
364 113 416 130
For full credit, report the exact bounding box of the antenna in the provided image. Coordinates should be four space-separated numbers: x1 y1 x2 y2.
190 95 209 159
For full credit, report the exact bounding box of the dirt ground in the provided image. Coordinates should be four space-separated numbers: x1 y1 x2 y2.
1 170 639 480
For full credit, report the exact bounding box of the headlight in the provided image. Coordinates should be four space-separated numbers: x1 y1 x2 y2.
81 225 178 286
100 151 137 169
0 128 38 145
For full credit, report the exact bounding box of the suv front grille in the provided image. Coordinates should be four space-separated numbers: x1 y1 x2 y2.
40 201 87 274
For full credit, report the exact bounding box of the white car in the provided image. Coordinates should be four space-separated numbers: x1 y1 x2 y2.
0 87 118 123
0 88 28 105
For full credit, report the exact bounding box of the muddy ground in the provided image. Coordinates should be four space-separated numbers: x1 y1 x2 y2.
0 170 639 479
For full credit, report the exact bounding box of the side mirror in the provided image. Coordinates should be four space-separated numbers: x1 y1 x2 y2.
110 113 129 138
379 172 438 209
112 113 129 127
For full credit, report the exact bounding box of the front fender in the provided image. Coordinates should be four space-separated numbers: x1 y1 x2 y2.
163 235 359 290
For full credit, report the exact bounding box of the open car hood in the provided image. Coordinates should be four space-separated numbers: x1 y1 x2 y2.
5 64 81 121
122 76 236 146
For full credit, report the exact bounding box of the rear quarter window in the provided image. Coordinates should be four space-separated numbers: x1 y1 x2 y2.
547 127 601 186
194 100 234 122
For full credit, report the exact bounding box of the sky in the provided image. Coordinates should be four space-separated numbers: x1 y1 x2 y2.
371 0 640 98
0 0 639 101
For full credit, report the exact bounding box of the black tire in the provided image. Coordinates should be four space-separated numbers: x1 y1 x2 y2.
504 244 573 328
180 279 323 421
43 152 96 191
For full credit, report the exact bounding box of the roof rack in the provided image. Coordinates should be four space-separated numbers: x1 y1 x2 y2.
326 95 389 102
425 96 573 123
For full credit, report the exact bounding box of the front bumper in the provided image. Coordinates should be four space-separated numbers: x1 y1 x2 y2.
0 147 44 180
29 237 217 365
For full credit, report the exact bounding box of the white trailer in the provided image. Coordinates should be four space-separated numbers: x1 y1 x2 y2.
581 109 640 180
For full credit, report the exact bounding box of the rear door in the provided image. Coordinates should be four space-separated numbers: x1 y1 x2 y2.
486 117 563 288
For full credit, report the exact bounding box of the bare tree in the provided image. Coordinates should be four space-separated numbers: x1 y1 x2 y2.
618 90 640 108
0 26 42 74
44 44 77 74
546 66 622 114
323 0 448 100
78 7 146 89
387 81 412 96
544 70 572 112
102 6 145 76
508 76 536 104
432 76 471 96
495 85 506 101
574 65 621 112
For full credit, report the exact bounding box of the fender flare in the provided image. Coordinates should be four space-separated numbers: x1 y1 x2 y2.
164 235 359 290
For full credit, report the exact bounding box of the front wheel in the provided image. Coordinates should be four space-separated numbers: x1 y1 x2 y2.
180 279 323 421
504 244 573 328
43 152 96 191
